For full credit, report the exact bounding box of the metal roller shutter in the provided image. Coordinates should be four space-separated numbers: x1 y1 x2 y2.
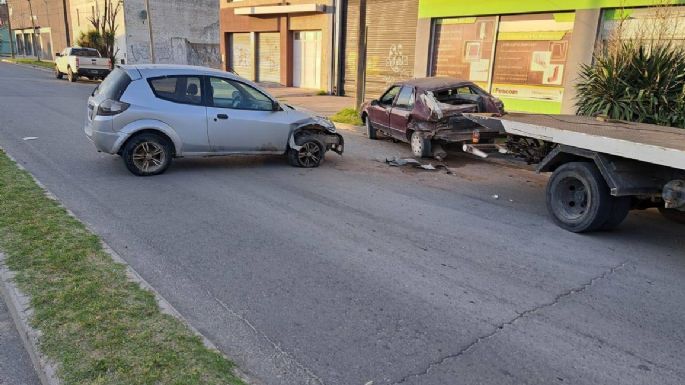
343 0 360 96
364 0 418 99
257 32 281 84
230 33 254 81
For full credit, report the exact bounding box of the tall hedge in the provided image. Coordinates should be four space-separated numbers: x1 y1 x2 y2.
575 42 685 128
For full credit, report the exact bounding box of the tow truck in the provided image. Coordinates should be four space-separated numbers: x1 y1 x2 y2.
463 113 685 233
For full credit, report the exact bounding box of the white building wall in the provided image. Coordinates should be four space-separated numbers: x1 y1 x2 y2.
123 0 220 67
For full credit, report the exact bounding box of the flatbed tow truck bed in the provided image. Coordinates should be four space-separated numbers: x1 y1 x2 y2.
463 113 685 233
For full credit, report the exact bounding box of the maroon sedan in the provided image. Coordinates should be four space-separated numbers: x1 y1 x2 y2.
361 77 504 157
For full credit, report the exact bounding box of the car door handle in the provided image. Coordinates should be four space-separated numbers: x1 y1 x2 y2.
216 114 229 120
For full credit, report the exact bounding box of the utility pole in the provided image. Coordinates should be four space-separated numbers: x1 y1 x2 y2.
61 0 70 44
144 0 155 63
355 0 367 109
6 3 16 58
26 0 39 61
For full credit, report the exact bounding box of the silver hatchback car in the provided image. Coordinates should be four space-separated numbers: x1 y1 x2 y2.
85 65 344 176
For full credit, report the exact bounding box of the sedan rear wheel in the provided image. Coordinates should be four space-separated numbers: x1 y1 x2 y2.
122 133 172 176
288 136 325 168
410 131 432 158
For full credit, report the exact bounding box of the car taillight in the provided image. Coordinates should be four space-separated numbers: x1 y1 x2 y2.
75 57 80 68
97 99 130 116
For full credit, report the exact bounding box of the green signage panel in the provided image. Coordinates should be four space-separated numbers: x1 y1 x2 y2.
419 0 685 19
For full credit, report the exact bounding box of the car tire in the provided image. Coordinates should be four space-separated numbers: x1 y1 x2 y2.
600 196 632 231
67 67 77 83
410 131 432 158
658 207 685 224
366 117 378 140
54 66 63 79
546 162 612 233
288 135 326 168
122 133 173 177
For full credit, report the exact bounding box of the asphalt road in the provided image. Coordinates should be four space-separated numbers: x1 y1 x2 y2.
0 62 684 385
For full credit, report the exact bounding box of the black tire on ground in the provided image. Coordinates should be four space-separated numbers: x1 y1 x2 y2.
600 196 632 231
365 116 378 140
410 131 432 158
67 67 77 83
288 135 326 168
546 162 613 233
121 133 173 176
54 66 63 79
658 207 685 224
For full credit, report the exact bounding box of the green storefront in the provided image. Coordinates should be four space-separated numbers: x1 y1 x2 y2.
415 0 685 114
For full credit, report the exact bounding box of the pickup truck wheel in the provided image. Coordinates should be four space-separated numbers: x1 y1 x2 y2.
546 162 612 233
288 136 325 168
54 66 63 79
366 118 378 140
67 67 77 83
411 131 432 158
122 134 172 177
658 207 685 224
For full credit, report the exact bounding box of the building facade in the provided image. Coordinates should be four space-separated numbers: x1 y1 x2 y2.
219 0 336 90
7 0 70 60
413 0 685 114
0 0 11 56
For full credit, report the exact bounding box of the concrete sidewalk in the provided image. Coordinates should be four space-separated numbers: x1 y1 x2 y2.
264 86 355 117
0 297 41 385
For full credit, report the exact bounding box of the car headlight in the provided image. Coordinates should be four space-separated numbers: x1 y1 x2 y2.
315 116 336 133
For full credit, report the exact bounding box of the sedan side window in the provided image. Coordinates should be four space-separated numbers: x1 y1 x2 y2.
379 86 401 107
209 77 274 111
394 86 415 110
149 76 203 105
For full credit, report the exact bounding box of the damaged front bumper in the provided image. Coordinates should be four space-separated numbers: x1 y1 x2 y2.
326 133 345 155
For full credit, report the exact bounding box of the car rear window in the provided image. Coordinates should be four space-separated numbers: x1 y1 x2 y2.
95 68 131 101
71 48 101 57
148 76 203 105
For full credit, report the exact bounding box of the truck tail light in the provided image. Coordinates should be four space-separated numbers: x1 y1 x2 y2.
75 57 80 68
97 99 130 116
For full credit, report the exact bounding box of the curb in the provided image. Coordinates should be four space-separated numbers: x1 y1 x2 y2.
0 253 60 385
0 149 260 385
0 59 54 73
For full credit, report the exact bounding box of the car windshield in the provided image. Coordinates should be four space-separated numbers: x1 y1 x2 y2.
72 48 101 57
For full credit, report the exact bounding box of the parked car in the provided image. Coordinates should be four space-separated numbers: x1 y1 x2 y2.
85 65 344 176
55 47 111 82
360 77 504 157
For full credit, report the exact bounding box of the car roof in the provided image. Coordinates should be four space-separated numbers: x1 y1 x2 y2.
119 64 238 79
395 77 476 92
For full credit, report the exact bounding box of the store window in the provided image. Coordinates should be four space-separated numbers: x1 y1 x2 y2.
600 6 685 47
431 16 497 89
490 13 575 113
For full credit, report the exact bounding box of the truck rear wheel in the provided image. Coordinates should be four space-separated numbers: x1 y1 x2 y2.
546 162 612 233
658 207 685 224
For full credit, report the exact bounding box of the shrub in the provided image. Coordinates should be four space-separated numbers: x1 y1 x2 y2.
576 42 685 128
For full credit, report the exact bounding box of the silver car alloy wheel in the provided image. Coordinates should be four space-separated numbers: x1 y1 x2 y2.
132 141 166 173
298 142 321 167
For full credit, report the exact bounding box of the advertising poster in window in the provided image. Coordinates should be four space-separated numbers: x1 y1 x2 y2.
491 13 574 110
431 16 497 88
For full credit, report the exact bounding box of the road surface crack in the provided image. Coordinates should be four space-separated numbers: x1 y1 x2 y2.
392 261 628 384
212 294 325 385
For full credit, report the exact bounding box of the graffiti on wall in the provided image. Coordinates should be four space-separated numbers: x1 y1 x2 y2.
381 44 412 87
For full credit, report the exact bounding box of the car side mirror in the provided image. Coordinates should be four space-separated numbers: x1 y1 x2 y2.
272 101 281 112
370 100 379 106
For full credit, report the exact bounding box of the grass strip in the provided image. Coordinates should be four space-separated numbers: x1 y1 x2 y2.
2 58 56 70
330 108 363 126
0 149 246 385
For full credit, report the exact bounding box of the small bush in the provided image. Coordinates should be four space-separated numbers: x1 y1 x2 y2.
576 42 685 128
330 108 363 126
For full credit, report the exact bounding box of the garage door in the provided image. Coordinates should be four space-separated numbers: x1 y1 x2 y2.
293 31 322 89
257 33 281 84
230 33 254 81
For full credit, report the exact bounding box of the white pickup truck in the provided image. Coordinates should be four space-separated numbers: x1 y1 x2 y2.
54 47 111 83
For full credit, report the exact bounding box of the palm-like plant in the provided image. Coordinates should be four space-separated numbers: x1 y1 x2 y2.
576 42 685 128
